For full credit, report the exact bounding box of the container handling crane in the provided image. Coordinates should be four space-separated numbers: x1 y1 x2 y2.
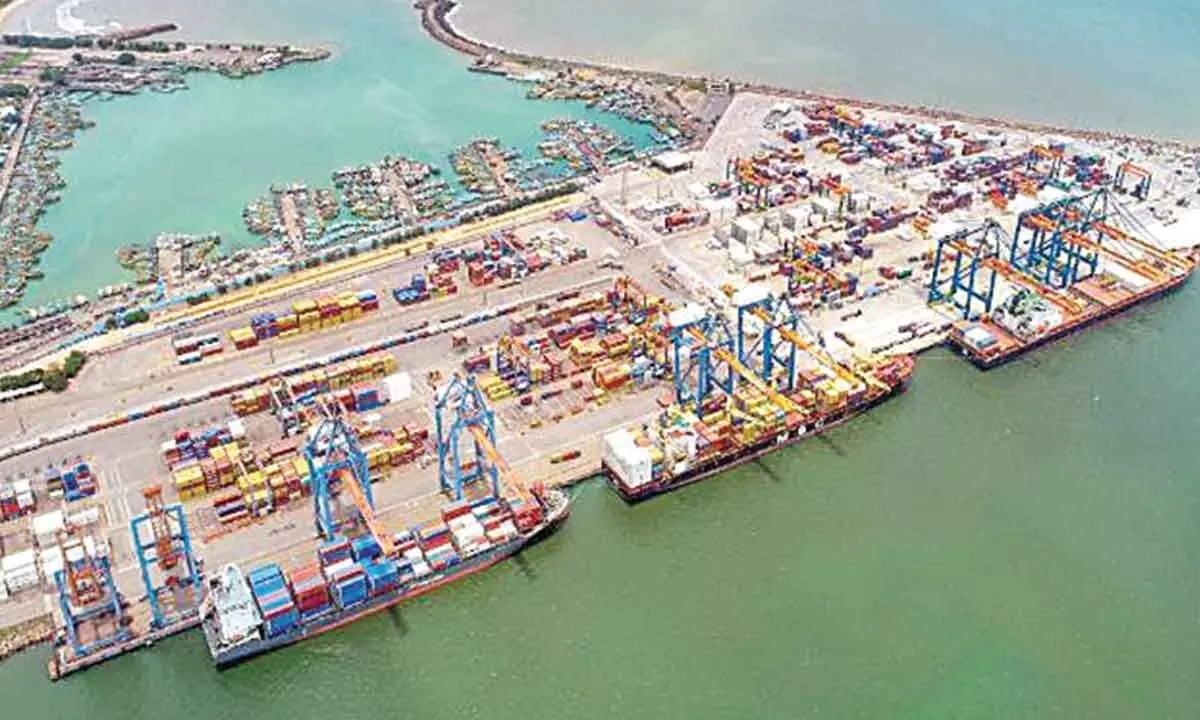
130 485 203 630
53 523 131 659
667 301 804 423
435 373 503 501
434 372 541 515
929 219 1086 319
304 403 394 557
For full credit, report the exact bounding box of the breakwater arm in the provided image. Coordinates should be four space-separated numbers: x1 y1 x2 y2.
415 0 1198 153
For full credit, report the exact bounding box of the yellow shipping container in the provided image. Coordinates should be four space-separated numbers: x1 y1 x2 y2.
229 327 256 343
293 299 318 315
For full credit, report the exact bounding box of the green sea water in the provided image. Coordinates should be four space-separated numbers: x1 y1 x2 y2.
2 0 1200 716
4 284 1200 717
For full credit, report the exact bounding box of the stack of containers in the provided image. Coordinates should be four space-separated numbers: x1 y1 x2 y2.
249 564 299 638
392 531 431 582
289 563 332 619
12 479 34 517
470 497 519 545
230 387 271 416
600 332 631 359
325 558 368 609
592 360 631 392
251 312 281 341
365 558 400 597
503 489 545 533
229 327 259 350
0 550 38 593
350 535 381 563
0 484 20 521
58 463 98 503
358 290 380 311
475 373 513 403
319 537 353 567
212 489 248 525
352 385 383 412
417 521 459 571
444 502 491 558
238 470 273 517
294 299 320 333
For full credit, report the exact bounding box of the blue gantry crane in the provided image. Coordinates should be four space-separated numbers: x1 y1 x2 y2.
732 284 799 392
927 219 1012 318
668 303 735 406
305 407 374 542
129 485 203 630
1010 190 1107 289
53 525 131 659
434 373 502 501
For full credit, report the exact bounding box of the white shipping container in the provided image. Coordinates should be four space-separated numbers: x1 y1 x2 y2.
322 558 355 578
1 549 36 574
32 509 65 545
67 507 101 528
601 429 653 489
5 567 38 592
41 546 64 583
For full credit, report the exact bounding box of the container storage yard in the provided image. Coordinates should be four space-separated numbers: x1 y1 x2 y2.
0 87 1195 680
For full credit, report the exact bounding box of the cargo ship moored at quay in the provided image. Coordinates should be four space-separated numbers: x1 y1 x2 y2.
947 249 1198 370
201 488 569 668
601 355 914 503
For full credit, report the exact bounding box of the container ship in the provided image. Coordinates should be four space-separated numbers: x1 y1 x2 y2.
201 487 569 668
947 249 1197 370
601 354 914 502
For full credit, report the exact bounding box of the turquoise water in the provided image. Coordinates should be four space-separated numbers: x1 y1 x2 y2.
1 1 1200 716
456 0 1200 142
10 0 652 312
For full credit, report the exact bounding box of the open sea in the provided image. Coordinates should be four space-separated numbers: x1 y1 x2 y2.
1 1 1199 718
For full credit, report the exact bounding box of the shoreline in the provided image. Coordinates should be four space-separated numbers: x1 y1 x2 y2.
0 0 37 30
417 0 1199 153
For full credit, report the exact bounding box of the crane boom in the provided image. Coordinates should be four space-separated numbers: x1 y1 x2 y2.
1060 230 1166 282
746 305 880 393
686 326 801 415
335 467 395 558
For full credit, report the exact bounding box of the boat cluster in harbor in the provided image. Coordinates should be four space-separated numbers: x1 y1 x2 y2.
243 184 339 247
117 232 222 284
538 118 635 174
526 70 692 145
0 93 93 310
332 155 452 222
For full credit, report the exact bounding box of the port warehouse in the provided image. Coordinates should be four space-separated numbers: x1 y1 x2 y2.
0 90 1194 677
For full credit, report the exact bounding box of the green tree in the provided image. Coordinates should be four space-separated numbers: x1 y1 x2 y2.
42 368 68 392
115 52 136 66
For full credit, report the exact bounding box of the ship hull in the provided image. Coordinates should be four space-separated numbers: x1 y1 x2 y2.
203 500 569 668
603 371 911 503
952 268 1191 370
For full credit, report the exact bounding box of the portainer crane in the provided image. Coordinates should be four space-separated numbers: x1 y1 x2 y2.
130 485 203 629
929 219 1086 319
53 523 131 658
434 372 538 509
435 373 502 501
667 303 735 406
304 404 393 557
1113 161 1152 201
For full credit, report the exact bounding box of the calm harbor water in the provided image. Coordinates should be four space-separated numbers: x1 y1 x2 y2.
454 0 1200 142
5 286 1200 717
3 0 654 314
1 0 1199 717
